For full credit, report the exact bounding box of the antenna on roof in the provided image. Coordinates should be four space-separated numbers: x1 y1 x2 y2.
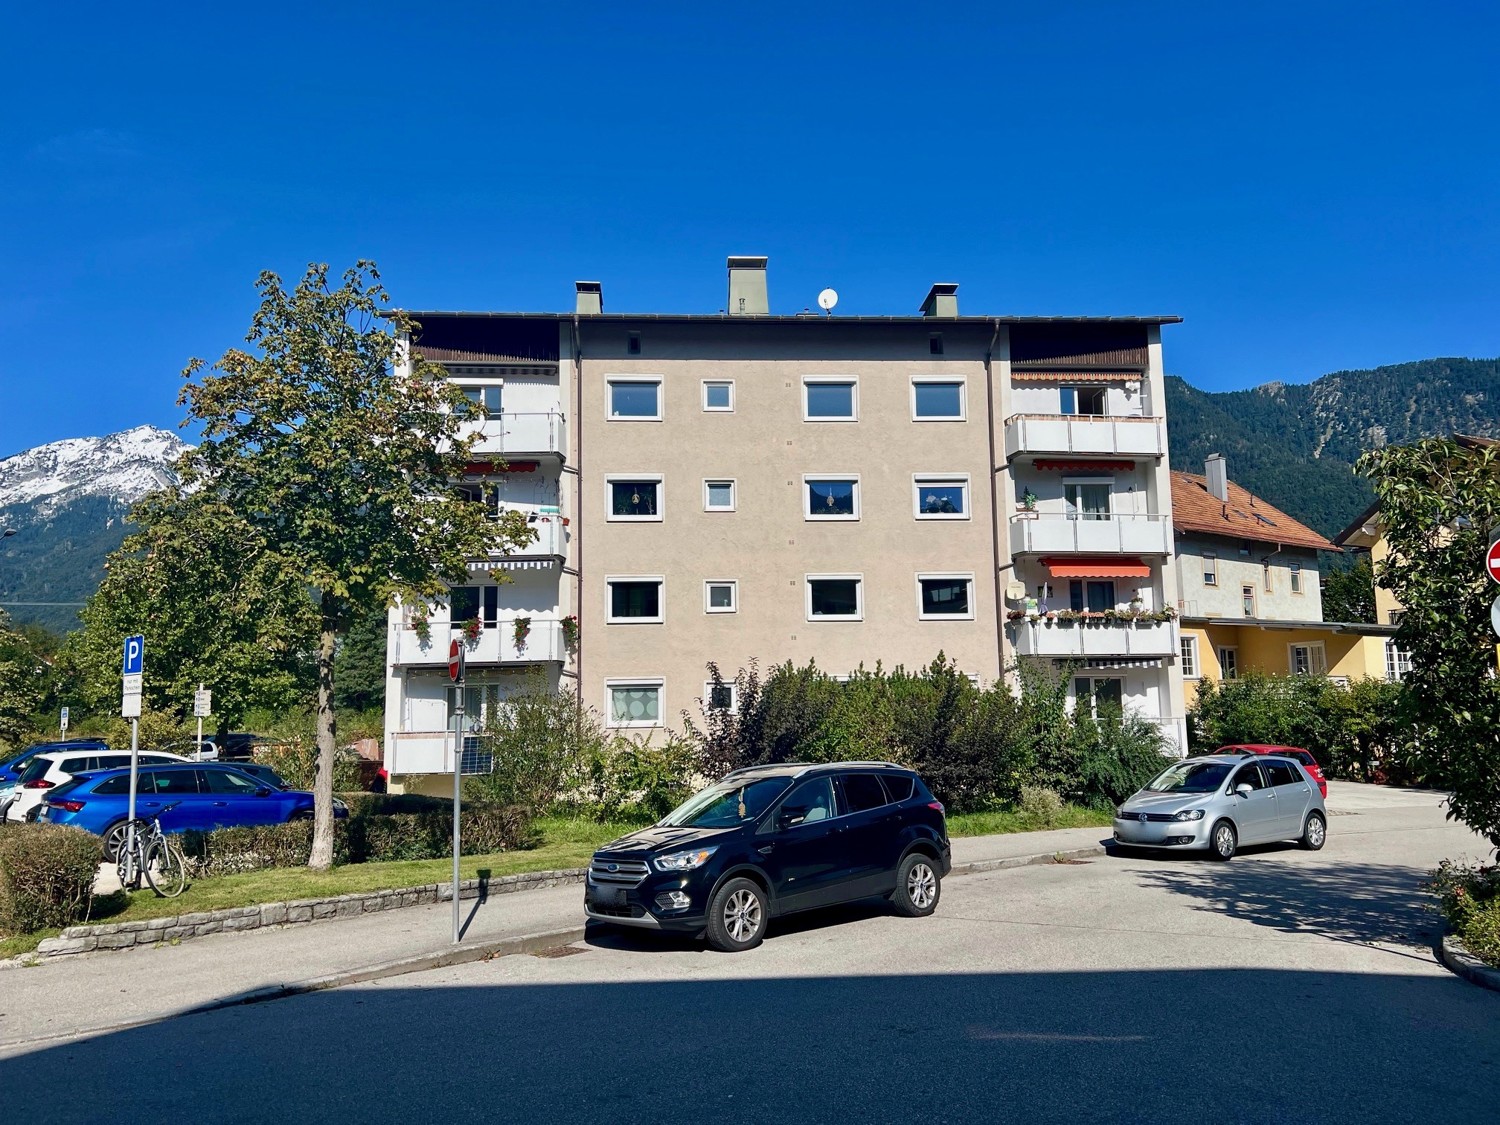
817 288 839 317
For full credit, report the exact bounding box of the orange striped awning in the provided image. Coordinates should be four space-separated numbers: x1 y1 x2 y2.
1043 556 1151 579
1035 459 1136 472
1010 370 1140 383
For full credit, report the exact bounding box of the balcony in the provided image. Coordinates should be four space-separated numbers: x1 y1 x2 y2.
391 618 567 667
472 517 565 562
1003 414 1166 460
468 412 567 459
1009 618 1178 659
386 731 451 775
1009 514 1172 556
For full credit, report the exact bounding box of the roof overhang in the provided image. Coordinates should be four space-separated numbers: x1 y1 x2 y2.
1182 617 1398 636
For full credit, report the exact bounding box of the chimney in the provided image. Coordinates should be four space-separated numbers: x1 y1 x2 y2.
727 256 768 316
1205 454 1229 502
921 283 959 318
575 281 603 315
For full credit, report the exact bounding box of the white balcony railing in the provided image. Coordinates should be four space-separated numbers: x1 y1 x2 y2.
1009 514 1173 556
387 731 452 775
467 412 567 459
484 518 565 559
1003 414 1166 460
391 618 567 667
1009 618 1179 659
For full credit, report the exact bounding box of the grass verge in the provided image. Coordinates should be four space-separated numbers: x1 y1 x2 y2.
946 804 1112 838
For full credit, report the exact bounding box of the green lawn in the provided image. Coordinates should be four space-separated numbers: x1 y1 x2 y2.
1 807 1110 959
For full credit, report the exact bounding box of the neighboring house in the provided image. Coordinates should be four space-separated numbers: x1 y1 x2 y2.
1173 455 1395 700
384 257 1191 789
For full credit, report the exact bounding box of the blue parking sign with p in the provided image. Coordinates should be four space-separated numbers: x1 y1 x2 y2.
123 635 145 676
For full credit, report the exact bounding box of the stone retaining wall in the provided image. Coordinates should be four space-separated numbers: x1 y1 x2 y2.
34 867 586 958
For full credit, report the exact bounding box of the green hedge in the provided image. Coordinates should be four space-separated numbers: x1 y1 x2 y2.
181 804 535 878
0 823 100 935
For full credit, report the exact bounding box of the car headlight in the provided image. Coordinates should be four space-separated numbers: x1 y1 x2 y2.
1173 809 1205 821
653 846 718 872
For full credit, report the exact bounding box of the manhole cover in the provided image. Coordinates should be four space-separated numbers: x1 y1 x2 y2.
532 944 589 959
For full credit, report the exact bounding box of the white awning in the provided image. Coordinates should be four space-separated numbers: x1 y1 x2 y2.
468 558 558 572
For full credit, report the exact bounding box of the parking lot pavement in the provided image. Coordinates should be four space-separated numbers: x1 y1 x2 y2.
3 798 1496 1124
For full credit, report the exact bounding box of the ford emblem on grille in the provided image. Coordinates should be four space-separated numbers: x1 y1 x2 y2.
608 863 619 872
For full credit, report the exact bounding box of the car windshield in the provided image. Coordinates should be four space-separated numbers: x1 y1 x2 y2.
658 777 791 828
1143 761 1233 794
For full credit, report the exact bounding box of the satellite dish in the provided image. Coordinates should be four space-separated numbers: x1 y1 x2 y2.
817 288 839 314
1005 580 1027 602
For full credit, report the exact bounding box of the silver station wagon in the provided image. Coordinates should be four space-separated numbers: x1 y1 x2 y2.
1113 752 1328 860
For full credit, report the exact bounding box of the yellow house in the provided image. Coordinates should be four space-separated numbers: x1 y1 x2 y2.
1172 456 1396 704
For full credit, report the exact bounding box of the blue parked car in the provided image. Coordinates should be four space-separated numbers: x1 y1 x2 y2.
40 763 348 859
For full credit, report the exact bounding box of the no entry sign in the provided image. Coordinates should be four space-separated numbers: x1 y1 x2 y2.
448 638 465 683
1487 540 1500 585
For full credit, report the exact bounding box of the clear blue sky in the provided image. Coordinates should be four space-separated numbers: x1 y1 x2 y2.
2 2 1497 455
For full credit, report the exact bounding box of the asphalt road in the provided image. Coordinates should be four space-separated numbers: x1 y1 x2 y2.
2 794 1497 1124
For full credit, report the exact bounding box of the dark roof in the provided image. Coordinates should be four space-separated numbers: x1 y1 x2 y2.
399 311 1182 325
1171 470 1337 552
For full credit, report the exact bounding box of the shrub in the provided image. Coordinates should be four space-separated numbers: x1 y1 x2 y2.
1018 785 1064 828
1073 710 1173 809
1428 859 1500 966
577 734 696 822
252 738 363 792
464 674 602 812
0 823 100 934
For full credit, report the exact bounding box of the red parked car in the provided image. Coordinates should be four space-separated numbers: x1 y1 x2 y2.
1218 744 1328 798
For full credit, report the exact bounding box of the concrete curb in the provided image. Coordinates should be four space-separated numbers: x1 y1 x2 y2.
1437 934 1500 993
0 925 589 1050
950 844 1107 875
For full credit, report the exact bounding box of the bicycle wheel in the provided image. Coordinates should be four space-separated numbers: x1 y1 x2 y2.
143 838 187 898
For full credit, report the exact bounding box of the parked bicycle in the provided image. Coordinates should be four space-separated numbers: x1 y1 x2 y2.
115 801 188 898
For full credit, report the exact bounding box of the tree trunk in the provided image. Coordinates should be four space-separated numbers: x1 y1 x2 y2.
309 609 339 871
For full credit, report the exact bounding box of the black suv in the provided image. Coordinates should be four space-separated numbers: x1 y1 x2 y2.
584 761 951 952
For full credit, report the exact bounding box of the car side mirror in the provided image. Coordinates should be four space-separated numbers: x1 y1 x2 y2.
1234 783 1253 798
254 787 272 798
777 808 807 830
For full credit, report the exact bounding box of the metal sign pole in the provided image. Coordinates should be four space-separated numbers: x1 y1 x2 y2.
453 669 465 944
196 682 204 762
125 717 139 888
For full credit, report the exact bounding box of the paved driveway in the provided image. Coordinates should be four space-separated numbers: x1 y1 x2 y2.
2 796 1496 1123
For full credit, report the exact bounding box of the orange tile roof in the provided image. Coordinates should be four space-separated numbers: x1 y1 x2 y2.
1170 470 1337 552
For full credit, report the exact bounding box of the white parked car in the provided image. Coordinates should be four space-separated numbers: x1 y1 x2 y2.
5 749 190 823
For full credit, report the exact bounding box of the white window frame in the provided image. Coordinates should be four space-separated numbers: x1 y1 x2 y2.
1180 635 1199 678
1203 551 1218 587
1074 675 1125 719
916 572 976 621
805 573 864 622
1289 642 1327 676
605 375 664 422
704 580 738 614
605 575 666 624
1242 584 1256 617
1385 641 1412 683
910 376 967 422
605 678 665 729
703 479 736 512
453 376 504 417
701 380 734 412
1290 562 1303 594
605 473 664 523
1061 385 1108 417
703 680 739 711
1217 646 1238 680
912 473 971 521
1063 476 1114 520
802 376 859 422
803 474 861 521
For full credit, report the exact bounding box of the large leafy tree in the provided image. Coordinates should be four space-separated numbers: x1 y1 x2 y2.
1357 437 1500 852
60 490 316 733
180 262 530 868
0 610 49 747
1320 555 1376 624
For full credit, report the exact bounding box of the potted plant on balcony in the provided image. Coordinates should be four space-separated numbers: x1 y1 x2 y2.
561 614 580 654
1019 488 1038 515
513 616 532 652
408 604 432 646
462 617 483 645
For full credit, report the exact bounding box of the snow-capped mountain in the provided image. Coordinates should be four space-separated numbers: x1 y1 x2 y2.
0 426 192 634
0 425 189 517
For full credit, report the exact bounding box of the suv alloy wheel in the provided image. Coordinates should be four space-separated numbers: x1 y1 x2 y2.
706 877 768 952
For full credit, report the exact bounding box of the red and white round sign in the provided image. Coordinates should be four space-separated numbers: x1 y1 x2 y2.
448 638 463 682
1486 540 1500 586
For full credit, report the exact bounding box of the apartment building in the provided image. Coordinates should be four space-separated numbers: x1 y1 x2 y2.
1174 455 1396 698
384 258 1189 779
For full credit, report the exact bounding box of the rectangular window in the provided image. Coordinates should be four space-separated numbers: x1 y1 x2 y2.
1218 647 1238 680
1203 552 1217 587
607 680 663 727
1064 480 1111 521
805 476 859 520
1289 643 1327 676
447 586 499 627
1263 562 1273 592
929 333 944 356
607 578 664 623
803 378 857 421
911 379 965 420
607 476 662 521
1242 585 1256 617
1385 641 1412 683
1180 636 1199 678
1074 677 1124 718
1290 562 1303 593
913 474 969 520
918 574 974 620
627 331 641 355
459 385 503 414
702 380 733 411
704 681 737 710
705 580 737 614
807 575 863 620
607 378 662 420
1060 386 1107 417
703 479 736 511
1069 580 1116 613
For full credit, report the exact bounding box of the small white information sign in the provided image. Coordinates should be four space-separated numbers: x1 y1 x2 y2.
194 689 212 718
